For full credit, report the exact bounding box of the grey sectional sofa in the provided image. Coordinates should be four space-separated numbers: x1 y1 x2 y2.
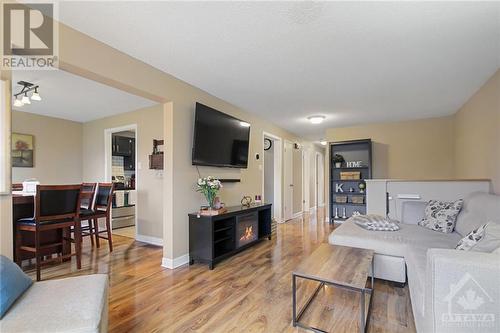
329 192 500 333
0 274 108 333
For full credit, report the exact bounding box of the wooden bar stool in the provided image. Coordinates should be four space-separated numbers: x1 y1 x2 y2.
79 183 97 246
15 184 82 281
79 183 114 252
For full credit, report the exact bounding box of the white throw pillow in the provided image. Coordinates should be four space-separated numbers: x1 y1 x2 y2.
472 223 500 253
455 224 487 251
352 214 400 231
418 199 463 233
456 223 500 252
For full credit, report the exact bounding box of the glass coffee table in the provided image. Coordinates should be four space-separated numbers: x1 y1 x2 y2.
292 244 375 333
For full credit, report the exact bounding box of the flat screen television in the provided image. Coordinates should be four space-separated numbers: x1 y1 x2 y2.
192 103 250 168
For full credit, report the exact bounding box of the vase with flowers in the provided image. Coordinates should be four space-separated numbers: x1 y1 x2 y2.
196 176 223 210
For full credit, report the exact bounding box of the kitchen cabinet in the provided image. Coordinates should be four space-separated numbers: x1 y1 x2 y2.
112 136 134 157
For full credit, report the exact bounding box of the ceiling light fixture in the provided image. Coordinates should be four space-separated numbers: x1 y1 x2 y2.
307 115 325 124
239 121 251 127
13 97 23 107
31 87 42 101
320 140 327 146
21 93 31 105
13 81 41 106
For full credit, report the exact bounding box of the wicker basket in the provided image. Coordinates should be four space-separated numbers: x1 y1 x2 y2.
335 195 348 204
351 196 365 204
340 171 361 180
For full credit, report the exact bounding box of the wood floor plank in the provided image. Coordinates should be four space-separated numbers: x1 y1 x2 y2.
25 210 415 333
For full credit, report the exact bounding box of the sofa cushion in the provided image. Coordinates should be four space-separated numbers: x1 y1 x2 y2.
0 274 108 333
0 255 33 318
418 199 463 233
405 247 427 316
455 192 500 236
329 220 462 257
401 200 428 225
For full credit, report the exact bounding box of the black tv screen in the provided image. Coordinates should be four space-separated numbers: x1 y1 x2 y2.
192 103 250 168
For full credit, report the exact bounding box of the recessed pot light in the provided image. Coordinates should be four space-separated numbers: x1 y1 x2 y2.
239 121 250 127
307 115 325 124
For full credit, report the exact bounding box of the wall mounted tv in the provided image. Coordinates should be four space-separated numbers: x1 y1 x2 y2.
192 102 251 168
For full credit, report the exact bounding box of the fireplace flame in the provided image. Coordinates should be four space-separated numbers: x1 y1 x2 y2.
240 226 254 241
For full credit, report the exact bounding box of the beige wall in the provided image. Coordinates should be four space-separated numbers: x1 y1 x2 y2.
12 111 83 184
454 70 500 194
326 116 456 180
82 105 164 239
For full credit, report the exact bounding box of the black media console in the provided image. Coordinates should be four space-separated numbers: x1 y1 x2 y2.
188 203 272 269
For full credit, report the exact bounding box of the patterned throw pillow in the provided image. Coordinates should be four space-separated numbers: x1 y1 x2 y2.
352 214 400 231
455 224 487 251
418 199 464 233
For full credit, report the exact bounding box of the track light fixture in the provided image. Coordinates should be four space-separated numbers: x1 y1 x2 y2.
13 81 42 107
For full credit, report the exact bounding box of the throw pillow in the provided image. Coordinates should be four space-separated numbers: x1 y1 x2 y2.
0 255 33 318
418 199 464 233
353 214 400 231
455 224 487 251
472 223 500 252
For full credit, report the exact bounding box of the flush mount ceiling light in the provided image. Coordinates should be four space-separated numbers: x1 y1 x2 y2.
239 121 251 127
307 115 325 124
320 140 327 146
13 81 42 107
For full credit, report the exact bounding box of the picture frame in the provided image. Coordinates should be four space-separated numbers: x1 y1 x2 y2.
12 133 34 168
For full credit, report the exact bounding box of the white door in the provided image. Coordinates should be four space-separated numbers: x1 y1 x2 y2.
284 141 294 221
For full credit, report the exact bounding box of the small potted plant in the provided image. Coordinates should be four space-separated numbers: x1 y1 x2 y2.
196 176 223 212
333 154 345 168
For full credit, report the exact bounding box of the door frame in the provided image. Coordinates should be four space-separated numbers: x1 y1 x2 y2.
283 140 294 221
104 124 138 239
262 131 283 223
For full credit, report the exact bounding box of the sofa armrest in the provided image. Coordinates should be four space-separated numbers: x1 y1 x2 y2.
425 249 500 333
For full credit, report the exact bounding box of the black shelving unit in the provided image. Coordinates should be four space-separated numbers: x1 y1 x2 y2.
329 139 372 224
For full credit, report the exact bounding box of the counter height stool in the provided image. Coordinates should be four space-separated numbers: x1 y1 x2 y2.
79 183 114 252
15 184 82 281
79 183 97 246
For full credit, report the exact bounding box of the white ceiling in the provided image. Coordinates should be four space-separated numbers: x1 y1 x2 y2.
57 1 499 138
12 70 157 122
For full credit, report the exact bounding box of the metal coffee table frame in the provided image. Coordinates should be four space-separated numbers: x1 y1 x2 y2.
292 257 374 333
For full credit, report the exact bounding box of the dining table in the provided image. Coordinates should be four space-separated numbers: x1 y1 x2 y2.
12 191 71 262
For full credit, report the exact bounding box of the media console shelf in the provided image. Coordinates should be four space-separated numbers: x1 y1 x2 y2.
188 203 272 269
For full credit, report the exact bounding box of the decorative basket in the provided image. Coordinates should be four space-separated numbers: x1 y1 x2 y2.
351 196 365 204
340 171 361 180
199 207 228 216
335 195 348 204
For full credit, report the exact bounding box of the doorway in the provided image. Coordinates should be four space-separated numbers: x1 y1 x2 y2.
314 152 325 212
262 132 282 223
283 140 294 221
105 125 138 240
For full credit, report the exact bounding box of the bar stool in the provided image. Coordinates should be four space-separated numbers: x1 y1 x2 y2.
79 183 114 252
79 183 97 245
15 184 82 281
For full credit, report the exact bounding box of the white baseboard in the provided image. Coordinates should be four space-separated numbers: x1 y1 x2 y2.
318 203 325 207
292 211 303 219
162 254 190 269
136 234 163 246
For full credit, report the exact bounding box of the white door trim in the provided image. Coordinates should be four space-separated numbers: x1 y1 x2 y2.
262 131 283 223
104 124 138 239
283 140 294 221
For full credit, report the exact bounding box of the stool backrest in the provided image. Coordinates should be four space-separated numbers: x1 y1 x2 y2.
36 185 82 222
95 183 114 212
81 182 97 209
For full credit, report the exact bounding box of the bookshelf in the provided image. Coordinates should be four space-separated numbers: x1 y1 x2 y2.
329 139 372 224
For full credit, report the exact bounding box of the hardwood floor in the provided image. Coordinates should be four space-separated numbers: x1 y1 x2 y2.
26 210 415 333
